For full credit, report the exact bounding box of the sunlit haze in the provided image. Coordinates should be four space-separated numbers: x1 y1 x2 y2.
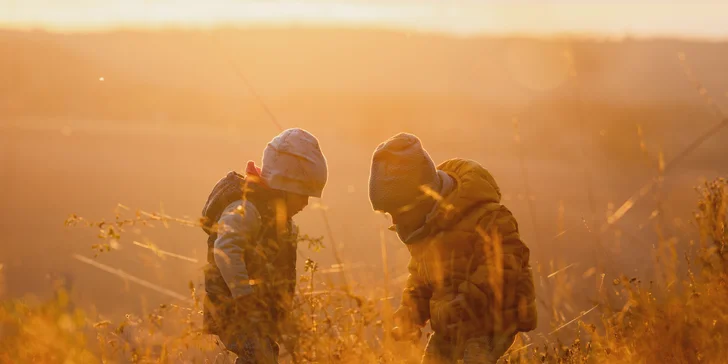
4 0 728 361
2 0 728 38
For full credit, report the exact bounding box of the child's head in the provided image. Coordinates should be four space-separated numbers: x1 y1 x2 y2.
369 133 441 236
261 128 328 200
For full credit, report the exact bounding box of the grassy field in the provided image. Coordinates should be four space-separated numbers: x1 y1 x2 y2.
1 27 727 363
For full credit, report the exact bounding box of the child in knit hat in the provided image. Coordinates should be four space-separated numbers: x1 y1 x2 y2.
201 128 327 364
369 133 537 364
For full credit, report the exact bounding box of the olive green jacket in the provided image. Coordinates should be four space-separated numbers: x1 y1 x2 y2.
399 159 538 338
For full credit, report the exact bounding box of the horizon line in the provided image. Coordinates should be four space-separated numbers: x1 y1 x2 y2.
3 1 728 41
3 22 728 43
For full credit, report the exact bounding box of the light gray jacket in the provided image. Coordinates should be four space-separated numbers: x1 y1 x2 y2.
213 200 262 298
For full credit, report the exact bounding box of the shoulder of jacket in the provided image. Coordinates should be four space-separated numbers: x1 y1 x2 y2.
436 158 466 176
219 200 262 224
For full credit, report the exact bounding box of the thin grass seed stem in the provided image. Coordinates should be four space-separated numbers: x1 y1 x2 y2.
603 54 728 232
213 32 284 133
319 208 353 294
547 263 576 279
513 118 541 241
132 241 199 263
379 226 394 343
548 304 599 335
72 254 189 302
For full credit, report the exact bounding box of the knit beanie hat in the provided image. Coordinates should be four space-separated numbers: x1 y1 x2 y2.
261 128 328 198
369 133 440 213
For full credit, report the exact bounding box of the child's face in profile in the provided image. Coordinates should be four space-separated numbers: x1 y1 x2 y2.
285 192 310 218
388 198 435 243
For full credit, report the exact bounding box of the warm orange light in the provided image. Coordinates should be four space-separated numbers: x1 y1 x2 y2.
1 1 727 38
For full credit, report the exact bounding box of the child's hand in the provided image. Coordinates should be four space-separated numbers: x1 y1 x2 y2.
391 325 422 342
391 307 422 342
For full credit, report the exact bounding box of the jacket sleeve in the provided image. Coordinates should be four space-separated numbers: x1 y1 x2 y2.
214 200 262 299
486 205 538 332
400 257 433 326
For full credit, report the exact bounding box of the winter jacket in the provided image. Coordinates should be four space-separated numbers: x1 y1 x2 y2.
201 171 298 337
398 159 537 339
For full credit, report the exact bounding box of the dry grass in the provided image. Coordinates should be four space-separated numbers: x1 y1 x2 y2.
1 178 726 363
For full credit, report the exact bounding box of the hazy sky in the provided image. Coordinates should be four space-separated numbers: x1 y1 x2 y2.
2 0 727 38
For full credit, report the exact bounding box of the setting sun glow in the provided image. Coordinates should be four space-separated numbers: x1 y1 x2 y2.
2 0 728 38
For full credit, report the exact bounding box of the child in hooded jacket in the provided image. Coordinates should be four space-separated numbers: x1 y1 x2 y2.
368 133 537 364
